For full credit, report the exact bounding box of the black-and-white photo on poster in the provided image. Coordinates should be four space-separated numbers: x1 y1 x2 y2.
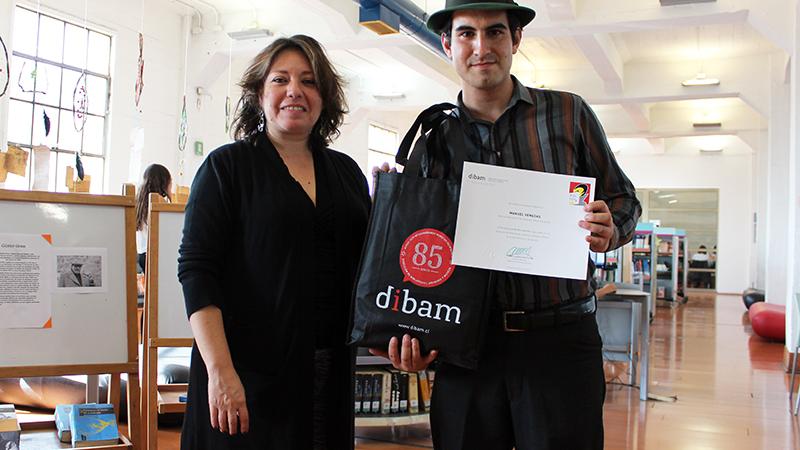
53 248 107 293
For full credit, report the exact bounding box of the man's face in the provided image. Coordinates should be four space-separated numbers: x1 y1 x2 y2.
71 264 81 275
442 9 520 92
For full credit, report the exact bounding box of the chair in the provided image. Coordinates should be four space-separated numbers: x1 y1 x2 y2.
596 299 641 385
791 294 800 415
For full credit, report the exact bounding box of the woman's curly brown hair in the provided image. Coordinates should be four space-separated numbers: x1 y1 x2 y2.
231 35 347 149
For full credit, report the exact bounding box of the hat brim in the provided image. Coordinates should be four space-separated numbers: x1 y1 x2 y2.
426 3 536 34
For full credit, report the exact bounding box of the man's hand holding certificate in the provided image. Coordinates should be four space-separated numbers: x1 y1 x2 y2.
453 162 597 280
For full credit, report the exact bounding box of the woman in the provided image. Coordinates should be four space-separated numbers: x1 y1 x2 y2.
135 163 172 273
178 35 370 449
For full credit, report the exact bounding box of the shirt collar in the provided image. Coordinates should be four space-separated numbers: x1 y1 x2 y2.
456 75 533 124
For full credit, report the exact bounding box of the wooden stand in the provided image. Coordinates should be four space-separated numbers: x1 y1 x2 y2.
142 194 191 450
0 185 142 449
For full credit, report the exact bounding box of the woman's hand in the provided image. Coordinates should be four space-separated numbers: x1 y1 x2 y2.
207 365 250 435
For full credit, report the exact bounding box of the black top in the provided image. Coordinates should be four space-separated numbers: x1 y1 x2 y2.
178 134 370 450
312 161 340 348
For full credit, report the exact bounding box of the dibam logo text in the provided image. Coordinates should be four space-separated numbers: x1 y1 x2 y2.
467 173 486 181
375 285 462 324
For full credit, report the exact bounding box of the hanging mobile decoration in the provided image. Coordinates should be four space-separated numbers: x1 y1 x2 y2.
178 96 188 154
0 35 9 98
18 60 48 94
73 0 88 182
177 21 190 179
224 37 232 133
72 73 88 132
18 3 45 95
43 110 51 136
135 32 144 110
75 152 85 181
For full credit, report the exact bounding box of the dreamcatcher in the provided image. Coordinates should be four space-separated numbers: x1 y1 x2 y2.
17 60 48 94
72 0 90 181
0 35 9 98
135 32 144 109
224 37 232 133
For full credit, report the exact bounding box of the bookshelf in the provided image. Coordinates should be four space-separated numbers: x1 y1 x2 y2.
591 247 623 284
675 229 688 302
631 223 656 298
354 353 431 428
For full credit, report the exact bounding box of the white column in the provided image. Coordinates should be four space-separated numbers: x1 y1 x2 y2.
765 53 791 307
784 2 800 350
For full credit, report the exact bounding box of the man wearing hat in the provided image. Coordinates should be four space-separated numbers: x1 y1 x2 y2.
58 262 95 287
374 1 642 448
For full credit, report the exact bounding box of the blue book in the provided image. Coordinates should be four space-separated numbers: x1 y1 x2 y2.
69 403 119 448
54 404 72 443
0 404 20 450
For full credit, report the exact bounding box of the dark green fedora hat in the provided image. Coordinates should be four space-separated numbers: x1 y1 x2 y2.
426 0 536 34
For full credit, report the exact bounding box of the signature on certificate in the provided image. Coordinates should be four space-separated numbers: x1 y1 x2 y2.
506 246 533 259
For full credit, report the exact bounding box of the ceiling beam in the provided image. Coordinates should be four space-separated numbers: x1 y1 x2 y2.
573 33 624 95
543 0 577 21
647 138 665 154
297 0 361 35
527 10 749 37
385 45 461 89
622 103 651 132
589 91 740 106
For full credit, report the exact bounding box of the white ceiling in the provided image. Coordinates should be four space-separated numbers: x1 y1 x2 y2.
172 0 791 155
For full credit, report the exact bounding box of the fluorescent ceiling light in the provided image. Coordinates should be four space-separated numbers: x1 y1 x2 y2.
227 28 273 40
658 194 676 199
700 148 724 153
668 199 678 204
372 92 405 100
682 73 720 87
693 121 722 128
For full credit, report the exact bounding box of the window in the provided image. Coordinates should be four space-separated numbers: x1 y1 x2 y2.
6 5 111 193
366 123 399 194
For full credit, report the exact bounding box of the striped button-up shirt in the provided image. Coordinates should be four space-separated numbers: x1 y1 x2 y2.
452 77 641 311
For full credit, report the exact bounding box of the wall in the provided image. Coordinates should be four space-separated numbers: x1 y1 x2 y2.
616 152 754 294
0 0 184 192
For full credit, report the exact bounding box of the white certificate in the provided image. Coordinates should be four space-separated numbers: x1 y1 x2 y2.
452 162 596 280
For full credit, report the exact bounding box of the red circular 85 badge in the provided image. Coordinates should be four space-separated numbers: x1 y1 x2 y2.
399 228 455 288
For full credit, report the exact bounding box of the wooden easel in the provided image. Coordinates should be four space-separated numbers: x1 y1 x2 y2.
0 185 142 449
141 193 191 450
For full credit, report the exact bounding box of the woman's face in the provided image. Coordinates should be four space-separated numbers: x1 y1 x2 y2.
260 49 323 141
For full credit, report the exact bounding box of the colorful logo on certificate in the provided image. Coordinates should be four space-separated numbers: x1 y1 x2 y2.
399 228 455 288
568 182 591 206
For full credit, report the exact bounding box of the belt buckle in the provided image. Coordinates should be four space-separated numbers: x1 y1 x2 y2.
503 311 526 332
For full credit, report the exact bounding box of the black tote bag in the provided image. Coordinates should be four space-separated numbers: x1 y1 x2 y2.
349 104 492 369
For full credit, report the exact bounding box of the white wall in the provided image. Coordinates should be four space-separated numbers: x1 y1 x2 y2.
0 0 184 192
616 152 754 294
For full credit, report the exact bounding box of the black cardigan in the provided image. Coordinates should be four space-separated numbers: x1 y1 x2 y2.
178 134 370 449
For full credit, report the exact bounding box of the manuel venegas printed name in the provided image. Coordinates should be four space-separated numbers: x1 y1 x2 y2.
0 244 26 249
466 172 507 185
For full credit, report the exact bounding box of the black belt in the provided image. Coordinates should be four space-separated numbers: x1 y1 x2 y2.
492 296 597 332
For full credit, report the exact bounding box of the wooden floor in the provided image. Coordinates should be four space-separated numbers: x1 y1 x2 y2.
154 293 800 449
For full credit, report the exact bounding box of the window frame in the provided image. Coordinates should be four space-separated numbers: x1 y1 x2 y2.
6 4 112 192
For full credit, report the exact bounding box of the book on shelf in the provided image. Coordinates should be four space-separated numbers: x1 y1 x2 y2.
55 403 73 443
418 370 432 412
399 372 409 413
390 372 400 414
361 374 374 413
70 403 119 448
408 372 420 414
0 404 20 450
370 373 383 414
354 375 363 414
